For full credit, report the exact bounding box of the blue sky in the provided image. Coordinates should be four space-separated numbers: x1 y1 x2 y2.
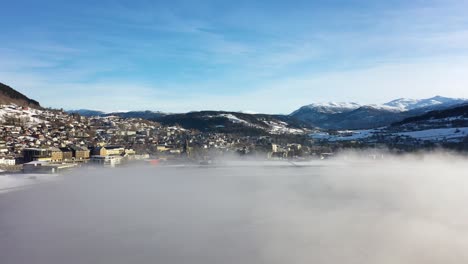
1 0 468 113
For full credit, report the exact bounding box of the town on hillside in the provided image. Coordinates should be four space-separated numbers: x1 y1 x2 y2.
1 90 468 175
0 103 328 174
1 100 468 174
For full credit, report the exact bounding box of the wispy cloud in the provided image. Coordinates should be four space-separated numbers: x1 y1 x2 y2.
1 0 468 112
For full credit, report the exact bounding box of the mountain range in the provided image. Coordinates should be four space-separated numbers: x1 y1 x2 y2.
384 96 467 110
68 96 467 132
290 96 468 130
1 82 466 132
310 104 468 143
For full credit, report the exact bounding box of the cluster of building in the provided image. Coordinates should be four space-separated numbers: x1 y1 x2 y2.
0 104 341 173
0 105 161 172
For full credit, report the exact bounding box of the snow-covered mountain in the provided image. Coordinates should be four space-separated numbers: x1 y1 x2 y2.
289 102 363 129
384 96 467 111
291 96 468 130
153 111 308 135
291 102 361 115
290 102 404 129
4 80 466 133
310 104 468 143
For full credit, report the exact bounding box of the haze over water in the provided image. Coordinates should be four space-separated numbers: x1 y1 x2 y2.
2 156 468 264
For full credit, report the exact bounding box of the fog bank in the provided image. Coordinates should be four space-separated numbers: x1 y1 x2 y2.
2 155 468 264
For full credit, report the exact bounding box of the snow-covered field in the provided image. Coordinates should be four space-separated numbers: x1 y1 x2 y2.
310 129 378 141
398 127 468 141
311 127 468 142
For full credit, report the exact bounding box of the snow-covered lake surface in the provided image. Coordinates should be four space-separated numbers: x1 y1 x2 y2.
2 158 468 264
0 173 62 194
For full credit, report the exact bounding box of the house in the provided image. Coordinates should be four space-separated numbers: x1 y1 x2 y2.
105 146 125 156
59 147 73 161
91 146 107 156
0 157 16 166
49 147 63 162
90 146 124 157
156 145 173 152
124 148 136 156
70 146 90 160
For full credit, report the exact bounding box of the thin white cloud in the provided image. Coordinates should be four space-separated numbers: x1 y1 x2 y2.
2 1 468 113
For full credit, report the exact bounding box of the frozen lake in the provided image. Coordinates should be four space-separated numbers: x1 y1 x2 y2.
2 158 468 264
0 173 62 194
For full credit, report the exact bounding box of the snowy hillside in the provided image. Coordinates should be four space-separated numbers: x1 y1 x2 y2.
153 111 308 135
209 113 306 134
0 104 50 126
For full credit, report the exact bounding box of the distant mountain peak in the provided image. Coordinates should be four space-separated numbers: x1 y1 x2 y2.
383 96 467 111
67 109 106 116
303 102 361 109
292 102 361 115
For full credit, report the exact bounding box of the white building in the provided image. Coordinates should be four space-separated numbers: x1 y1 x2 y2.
0 158 16 166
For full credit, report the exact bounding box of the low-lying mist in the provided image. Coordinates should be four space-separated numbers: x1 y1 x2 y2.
2 153 468 264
